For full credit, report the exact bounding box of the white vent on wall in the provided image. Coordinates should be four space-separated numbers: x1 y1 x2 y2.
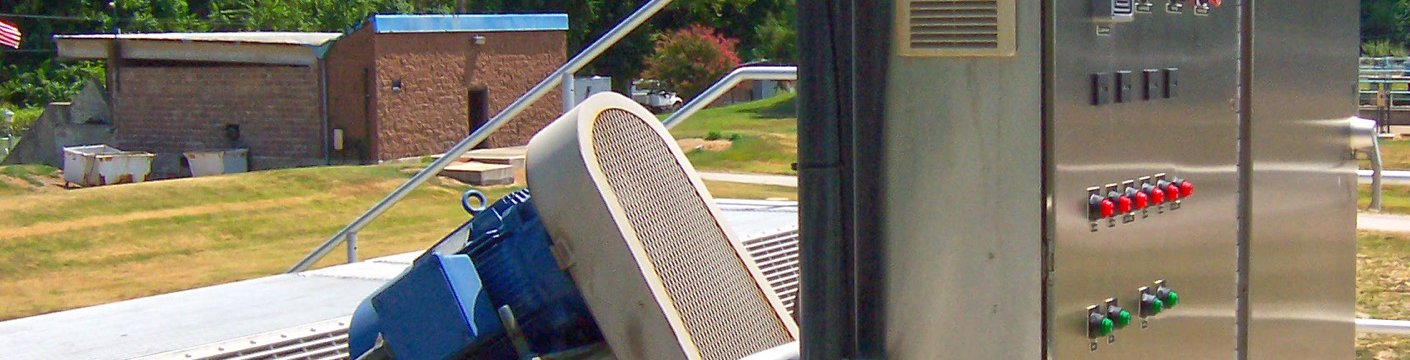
896 0 1017 57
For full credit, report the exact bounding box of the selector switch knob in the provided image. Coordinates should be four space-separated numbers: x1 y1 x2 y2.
1110 191 1131 214
1090 194 1115 219
1140 293 1165 317
1107 305 1133 329
1133 190 1149 209
1089 311 1115 338
1156 285 1180 308
1143 184 1166 205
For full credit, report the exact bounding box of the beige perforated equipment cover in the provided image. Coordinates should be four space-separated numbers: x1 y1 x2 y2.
526 92 799 360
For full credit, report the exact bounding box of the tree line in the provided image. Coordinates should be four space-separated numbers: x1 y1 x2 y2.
0 0 796 108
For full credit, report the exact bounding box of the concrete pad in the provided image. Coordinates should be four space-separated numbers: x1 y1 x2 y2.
442 161 514 186
461 153 526 184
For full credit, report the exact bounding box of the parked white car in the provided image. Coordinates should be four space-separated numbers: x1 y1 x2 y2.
629 80 684 113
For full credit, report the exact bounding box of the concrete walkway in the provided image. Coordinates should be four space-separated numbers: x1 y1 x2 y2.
1360 213 1410 233
699 172 798 187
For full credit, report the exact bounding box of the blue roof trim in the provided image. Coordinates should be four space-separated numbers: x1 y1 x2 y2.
371 14 568 34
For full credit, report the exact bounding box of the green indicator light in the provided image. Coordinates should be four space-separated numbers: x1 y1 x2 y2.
1114 310 1133 328
1151 298 1165 315
1164 291 1180 308
1099 318 1115 336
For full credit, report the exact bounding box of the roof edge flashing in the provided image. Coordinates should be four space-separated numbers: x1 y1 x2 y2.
369 14 569 34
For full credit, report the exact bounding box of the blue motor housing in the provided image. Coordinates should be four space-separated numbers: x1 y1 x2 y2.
349 190 602 359
462 191 603 355
371 252 511 360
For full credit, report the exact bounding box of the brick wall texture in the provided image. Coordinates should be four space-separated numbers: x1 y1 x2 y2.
109 27 565 174
329 28 566 161
326 28 376 163
113 65 322 175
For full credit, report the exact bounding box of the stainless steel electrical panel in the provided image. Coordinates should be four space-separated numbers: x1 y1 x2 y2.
869 0 1357 358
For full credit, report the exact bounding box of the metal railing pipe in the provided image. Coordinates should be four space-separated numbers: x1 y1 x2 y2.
1352 117 1383 211
662 66 799 129
288 0 676 273
1358 318 1410 336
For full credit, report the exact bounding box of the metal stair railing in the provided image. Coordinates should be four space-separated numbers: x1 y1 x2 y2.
286 1 802 273
288 0 676 273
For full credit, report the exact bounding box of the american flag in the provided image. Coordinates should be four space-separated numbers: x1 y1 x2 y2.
0 19 20 49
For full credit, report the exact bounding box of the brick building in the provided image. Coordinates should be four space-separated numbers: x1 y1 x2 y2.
53 14 566 176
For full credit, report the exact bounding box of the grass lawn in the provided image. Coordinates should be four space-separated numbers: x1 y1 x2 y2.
1362 184 1410 215
0 164 58 197
702 180 797 201
0 164 797 321
1363 139 1410 170
668 93 798 175
1358 231 1410 359
0 163 504 320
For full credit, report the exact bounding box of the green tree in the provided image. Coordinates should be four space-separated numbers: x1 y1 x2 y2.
1363 0 1410 45
749 3 796 62
0 0 799 105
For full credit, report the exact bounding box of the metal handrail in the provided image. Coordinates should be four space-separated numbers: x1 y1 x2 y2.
662 66 799 129
1358 318 1410 336
287 0 677 273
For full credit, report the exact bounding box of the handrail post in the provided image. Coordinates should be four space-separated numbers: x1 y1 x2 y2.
287 0 677 273
346 232 359 263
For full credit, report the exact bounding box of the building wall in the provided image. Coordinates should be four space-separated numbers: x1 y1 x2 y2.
325 28 377 164
113 65 322 175
372 30 565 160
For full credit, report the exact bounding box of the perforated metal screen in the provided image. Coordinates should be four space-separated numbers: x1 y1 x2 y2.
590 109 794 360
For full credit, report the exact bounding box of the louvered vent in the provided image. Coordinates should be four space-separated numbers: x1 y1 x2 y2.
898 0 1016 57
740 229 801 317
137 317 351 360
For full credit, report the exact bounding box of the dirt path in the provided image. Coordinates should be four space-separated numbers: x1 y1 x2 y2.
0 195 330 241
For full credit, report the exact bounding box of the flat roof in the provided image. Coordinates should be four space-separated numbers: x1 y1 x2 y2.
0 199 797 360
55 32 341 46
370 14 569 33
55 32 339 65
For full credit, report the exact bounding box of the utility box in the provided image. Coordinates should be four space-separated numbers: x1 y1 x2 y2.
183 149 249 177
62 145 155 187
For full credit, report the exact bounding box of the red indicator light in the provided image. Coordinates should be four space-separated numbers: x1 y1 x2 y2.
1180 181 1194 197
1134 192 1149 209
1100 199 1116 218
1166 184 1181 201
1151 188 1165 205
1117 195 1133 213
1208 0 1221 7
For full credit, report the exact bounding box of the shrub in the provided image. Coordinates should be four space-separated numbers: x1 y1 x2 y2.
1364 39 1410 57
0 60 105 108
705 130 725 141
643 25 741 100
6 107 43 136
